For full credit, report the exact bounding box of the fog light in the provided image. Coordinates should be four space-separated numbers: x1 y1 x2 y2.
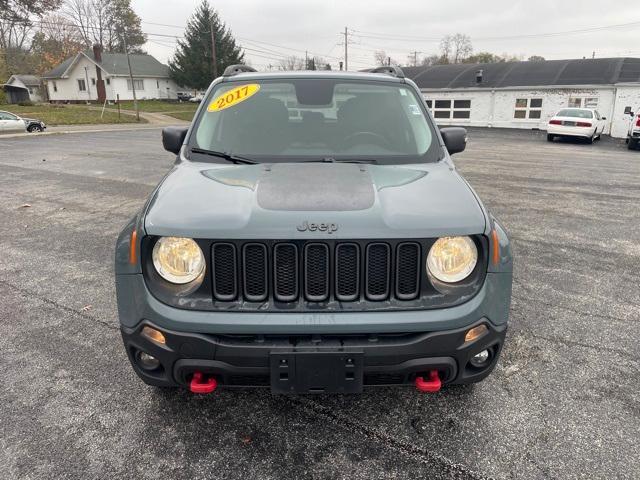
464 324 488 343
142 326 166 345
137 351 160 371
470 349 490 367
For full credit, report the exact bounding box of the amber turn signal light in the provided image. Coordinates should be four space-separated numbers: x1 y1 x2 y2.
464 324 488 343
129 229 138 265
141 326 166 345
490 229 500 266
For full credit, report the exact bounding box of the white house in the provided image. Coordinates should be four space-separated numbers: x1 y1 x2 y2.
2 75 44 103
403 58 640 139
42 45 181 102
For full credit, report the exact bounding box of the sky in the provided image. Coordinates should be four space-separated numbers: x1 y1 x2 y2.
132 0 640 69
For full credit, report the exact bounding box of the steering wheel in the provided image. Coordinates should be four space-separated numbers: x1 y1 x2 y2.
342 131 390 149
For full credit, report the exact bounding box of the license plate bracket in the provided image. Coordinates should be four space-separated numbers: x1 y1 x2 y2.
270 350 364 394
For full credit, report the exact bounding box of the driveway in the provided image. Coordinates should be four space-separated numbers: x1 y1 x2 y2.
0 128 638 479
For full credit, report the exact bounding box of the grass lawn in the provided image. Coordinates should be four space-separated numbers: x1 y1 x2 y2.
165 110 196 122
3 104 144 126
113 99 199 114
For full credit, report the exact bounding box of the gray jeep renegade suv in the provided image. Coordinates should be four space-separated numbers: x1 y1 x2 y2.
115 65 513 395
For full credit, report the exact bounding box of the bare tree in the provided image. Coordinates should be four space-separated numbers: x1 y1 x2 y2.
528 55 545 62
0 0 60 50
373 50 398 66
31 13 84 73
278 55 304 71
61 0 145 52
0 0 61 74
440 33 472 64
374 50 387 66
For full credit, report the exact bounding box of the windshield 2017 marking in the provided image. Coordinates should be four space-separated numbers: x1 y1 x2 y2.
296 221 338 234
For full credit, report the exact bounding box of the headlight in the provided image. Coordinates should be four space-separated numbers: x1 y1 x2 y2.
427 236 478 283
152 237 205 284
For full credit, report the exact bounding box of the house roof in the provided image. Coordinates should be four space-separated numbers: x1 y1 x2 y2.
42 50 170 79
404 57 640 90
7 74 41 86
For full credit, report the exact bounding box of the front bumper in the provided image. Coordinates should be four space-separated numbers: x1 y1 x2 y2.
117 271 511 391
122 318 506 390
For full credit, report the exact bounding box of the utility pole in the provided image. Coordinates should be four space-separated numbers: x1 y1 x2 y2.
122 30 139 122
387 57 391 66
210 19 218 78
411 51 421 67
344 26 348 71
305 50 308 69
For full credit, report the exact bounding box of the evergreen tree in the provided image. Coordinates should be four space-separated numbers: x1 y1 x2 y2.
169 0 244 89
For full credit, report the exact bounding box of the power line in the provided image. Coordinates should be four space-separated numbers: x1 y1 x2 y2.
350 20 640 43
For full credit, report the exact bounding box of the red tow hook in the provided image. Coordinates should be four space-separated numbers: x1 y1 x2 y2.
189 371 218 394
415 370 441 393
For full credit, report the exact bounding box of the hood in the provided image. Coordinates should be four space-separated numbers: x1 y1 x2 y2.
21 117 43 124
144 161 486 239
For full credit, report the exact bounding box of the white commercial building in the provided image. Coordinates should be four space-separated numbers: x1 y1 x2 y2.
42 45 181 103
403 58 640 138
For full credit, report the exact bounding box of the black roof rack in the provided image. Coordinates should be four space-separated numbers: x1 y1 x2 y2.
369 65 405 78
223 64 257 77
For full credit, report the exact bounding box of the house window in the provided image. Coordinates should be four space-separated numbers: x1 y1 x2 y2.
127 79 144 91
156 80 160 88
91 78 96 86
106 78 110 85
569 97 598 108
77 79 86 91
425 99 471 120
52 81 57 92
514 98 542 119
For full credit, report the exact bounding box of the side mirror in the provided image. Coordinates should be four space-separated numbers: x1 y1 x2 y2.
601 116 607 120
440 127 467 155
624 106 633 115
162 126 188 154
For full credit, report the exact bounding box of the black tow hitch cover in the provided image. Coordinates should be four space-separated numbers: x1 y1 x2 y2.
270 350 364 394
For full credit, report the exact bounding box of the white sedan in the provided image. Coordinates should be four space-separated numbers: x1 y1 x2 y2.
547 108 606 144
0 110 27 133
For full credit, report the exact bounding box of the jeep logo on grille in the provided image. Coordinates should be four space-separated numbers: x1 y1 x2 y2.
296 221 338 234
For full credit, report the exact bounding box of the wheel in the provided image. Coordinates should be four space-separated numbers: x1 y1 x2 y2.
27 124 43 133
586 134 594 144
629 138 638 150
546 134 554 142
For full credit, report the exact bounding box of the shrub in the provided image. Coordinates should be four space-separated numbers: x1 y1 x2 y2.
18 100 34 106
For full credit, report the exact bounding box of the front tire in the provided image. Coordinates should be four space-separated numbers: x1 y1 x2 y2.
27 124 43 133
547 134 554 142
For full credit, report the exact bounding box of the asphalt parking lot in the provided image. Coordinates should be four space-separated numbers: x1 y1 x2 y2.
1 127 638 480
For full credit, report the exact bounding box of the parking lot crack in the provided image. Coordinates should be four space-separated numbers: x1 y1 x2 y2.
284 397 491 480
0 279 118 332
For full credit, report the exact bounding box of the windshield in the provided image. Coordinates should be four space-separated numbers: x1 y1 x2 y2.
189 78 439 164
556 109 593 119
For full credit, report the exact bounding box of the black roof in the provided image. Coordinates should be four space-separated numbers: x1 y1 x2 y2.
404 57 640 89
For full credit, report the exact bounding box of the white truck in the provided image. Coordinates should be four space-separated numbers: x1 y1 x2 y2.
626 107 640 150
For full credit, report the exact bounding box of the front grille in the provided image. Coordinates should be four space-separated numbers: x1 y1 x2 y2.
212 243 237 301
242 243 268 301
274 243 298 301
335 243 359 301
365 243 390 300
210 240 426 305
396 243 421 300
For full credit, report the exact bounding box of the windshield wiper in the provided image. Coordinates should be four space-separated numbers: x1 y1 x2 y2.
190 147 258 165
309 157 377 164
